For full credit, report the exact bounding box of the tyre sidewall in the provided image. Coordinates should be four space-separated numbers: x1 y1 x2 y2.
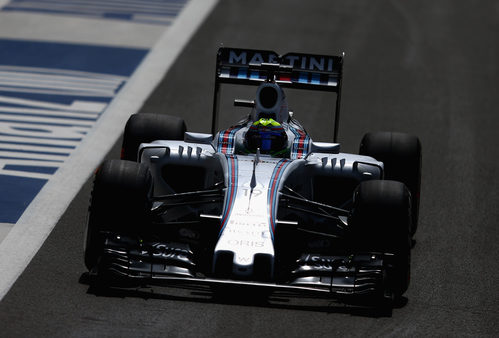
84 159 152 270
349 180 412 296
122 113 186 161
360 132 421 235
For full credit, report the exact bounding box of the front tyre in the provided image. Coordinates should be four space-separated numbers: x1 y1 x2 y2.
84 159 152 270
359 132 421 235
349 180 412 298
121 113 187 161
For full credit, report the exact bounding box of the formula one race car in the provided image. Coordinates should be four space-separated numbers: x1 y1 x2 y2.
84 47 422 309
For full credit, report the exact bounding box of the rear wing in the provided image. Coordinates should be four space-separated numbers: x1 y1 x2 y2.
211 47 345 142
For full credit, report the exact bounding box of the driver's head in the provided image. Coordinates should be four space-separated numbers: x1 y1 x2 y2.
252 82 289 123
244 117 288 155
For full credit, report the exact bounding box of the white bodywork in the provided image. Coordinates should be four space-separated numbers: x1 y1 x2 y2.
139 133 383 279
214 155 279 276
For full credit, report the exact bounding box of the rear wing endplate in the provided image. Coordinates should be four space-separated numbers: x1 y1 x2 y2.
211 47 345 142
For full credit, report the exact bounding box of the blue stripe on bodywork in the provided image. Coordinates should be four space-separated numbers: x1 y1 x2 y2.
237 68 247 79
249 70 260 80
289 125 310 159
217 125 242 154
219 155 238 236
298 72 308 84
267 159 291 240
311 73 321 84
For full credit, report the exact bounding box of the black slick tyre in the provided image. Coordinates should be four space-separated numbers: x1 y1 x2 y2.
84 159 152 270
359 132 421 235
349 180 412 298
121 113 187 161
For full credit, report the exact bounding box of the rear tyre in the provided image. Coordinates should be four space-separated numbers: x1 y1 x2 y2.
349 180 412 298
121 113 187 161
84 159 152 270
359 132 421 235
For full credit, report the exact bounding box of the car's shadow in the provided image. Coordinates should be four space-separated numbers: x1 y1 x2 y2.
79 272 408 318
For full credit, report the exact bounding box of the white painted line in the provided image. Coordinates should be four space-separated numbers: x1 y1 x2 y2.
3 1 186 15
0 152 66 162
0 169 53 180
0 160 63 168
0 223 13 245
0 0 219 301
0 12 166 49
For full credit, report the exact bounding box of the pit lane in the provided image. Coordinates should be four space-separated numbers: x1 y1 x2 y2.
1 0 498 336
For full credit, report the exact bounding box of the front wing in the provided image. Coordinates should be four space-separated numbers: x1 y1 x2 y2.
91 233 393 303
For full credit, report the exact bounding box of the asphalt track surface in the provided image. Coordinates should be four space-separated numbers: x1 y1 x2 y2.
1 0 499 336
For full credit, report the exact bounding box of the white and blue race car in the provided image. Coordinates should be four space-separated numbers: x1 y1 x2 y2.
84 47 422 309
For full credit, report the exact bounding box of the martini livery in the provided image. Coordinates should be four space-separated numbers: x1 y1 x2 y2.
84 47 422 311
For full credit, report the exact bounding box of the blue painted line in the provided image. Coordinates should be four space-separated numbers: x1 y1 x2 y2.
3 165 58 175
103 13 133 21
0 119 92 128
0 112 98 122
0 133 83 142
0 148 70 156
1 0 188 25
0 141 76 149
0 39 147 76
0 39 148 223
0 93 111 106
10 127 52 133
0 175 47 223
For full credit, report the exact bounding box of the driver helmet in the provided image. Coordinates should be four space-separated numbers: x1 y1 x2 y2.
244 117 288 155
